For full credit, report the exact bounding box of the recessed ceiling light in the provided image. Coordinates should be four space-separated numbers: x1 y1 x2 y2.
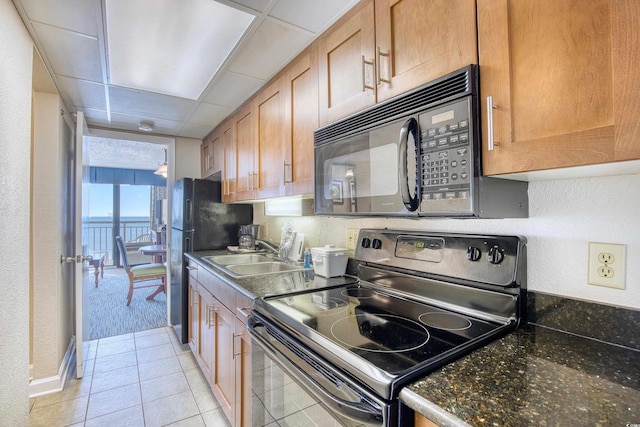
138 121 155 132
106 0 255 100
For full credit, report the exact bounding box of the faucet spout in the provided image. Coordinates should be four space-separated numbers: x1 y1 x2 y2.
255 239 280 255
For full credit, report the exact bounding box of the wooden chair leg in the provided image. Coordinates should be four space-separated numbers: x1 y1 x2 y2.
127 278 134 306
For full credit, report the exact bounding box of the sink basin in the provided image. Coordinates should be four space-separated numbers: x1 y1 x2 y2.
201 253 306 277
225 262 303 276
203 254 273 266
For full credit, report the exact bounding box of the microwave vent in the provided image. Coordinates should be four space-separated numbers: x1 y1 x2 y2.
315 65 477 145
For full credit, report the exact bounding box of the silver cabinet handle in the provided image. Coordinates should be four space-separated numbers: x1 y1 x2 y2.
207 305 218 329
376 46 390 86
486 96 498 151
283 161 292 184
361 55 375 91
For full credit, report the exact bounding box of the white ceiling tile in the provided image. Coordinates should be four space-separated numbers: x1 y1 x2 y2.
269 0 358 33
227 17 313 80
109 113 183 135
32 22 103 83
189 103 234 127
109 86 196 122
57 76 106 110
80 108 110 127
204 71 264 108
20 0 101 37
178 123 215 139
225 0 271 13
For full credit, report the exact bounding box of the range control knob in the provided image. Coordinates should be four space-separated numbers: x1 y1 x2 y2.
487 246 505 264
372 239 383 249
466 246 482 262
361 238 371 248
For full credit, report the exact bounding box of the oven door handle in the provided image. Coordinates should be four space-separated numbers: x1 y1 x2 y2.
399 117 420 211
247 316 384 424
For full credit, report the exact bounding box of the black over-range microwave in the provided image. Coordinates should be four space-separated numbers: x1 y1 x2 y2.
313 65 528 218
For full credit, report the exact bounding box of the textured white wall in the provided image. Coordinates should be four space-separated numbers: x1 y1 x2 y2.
31 92 62 378
175 137 203 180
0 0 34 423
256 173 640 310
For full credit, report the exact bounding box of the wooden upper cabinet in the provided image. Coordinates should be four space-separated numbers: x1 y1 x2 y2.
211 133 224 177
374 0 477 102
201 135 213 179
221 119 236 202
318 0 376 125
233 103 256 200
478 0 640 175
283 46 318 195
252 77 286 199
318 0 478 125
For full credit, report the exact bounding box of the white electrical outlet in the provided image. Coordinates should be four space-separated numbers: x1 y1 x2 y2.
588 242 626 289
346 228 359 251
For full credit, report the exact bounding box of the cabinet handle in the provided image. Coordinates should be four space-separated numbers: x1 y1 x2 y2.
362 55 375 91
247 172 252 191
232 333 243 358
283 161 292 184
376 46 391 86
207 306 218 329
486 96 499 151
190 289 198 307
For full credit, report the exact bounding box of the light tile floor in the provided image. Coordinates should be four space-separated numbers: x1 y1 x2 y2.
29 327 230 427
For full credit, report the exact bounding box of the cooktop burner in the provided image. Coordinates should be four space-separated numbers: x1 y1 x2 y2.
419 312 472 330
330 313 430 353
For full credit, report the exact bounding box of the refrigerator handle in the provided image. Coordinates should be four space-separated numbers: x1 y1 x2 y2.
186 198 193 225
185 236 192 253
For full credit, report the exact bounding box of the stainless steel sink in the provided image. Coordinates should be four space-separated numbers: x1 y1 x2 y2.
203 254 273 266
201 253 307 277
226 262 303 276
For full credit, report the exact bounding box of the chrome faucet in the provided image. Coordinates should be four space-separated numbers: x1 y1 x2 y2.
255 239 281 258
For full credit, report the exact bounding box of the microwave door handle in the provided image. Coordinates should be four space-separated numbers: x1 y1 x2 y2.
399 117 420 211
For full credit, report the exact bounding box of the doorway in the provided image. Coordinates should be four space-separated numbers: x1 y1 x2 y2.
84 133 173 340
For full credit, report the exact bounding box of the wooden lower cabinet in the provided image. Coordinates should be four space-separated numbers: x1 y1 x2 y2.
187 260 253 427
212 301 236 422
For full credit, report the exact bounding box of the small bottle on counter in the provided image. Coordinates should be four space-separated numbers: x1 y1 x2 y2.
303 248 311 268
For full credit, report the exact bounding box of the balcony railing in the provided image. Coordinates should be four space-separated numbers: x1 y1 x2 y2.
87 219 151 265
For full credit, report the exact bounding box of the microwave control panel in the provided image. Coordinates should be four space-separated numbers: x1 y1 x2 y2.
417 97 475 215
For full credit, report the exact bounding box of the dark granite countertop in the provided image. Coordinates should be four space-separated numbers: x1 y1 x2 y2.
401 300 640 427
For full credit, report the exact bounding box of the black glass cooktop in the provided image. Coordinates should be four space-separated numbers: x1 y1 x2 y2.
262 283 504 375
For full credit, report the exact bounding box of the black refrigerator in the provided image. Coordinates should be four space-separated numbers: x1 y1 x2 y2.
170 178 253 343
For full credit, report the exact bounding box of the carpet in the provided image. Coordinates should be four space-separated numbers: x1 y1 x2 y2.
88 266 168 340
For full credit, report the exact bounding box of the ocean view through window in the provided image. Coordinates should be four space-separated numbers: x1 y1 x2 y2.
88 183 153 265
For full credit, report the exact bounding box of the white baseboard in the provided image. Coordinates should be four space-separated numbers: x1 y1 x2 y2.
28 337 75 398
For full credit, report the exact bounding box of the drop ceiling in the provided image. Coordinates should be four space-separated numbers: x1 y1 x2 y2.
13 0 359 139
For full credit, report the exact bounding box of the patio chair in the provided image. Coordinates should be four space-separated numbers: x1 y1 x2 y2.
115 235 166 306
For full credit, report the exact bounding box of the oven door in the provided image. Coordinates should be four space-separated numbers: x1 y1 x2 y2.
248 312 393 427
314 117 419 216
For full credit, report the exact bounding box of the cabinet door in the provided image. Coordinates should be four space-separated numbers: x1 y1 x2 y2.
234 103 256 200
318 0 375 125
234 316 251 427
198 288 216 381
284 46 318 196
253 78 286 199
221 119 236 202
212 302 236 424
478 0 640 175
201 140 211 178
187 280 199 356
211 132 224 177
374 0 477 102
